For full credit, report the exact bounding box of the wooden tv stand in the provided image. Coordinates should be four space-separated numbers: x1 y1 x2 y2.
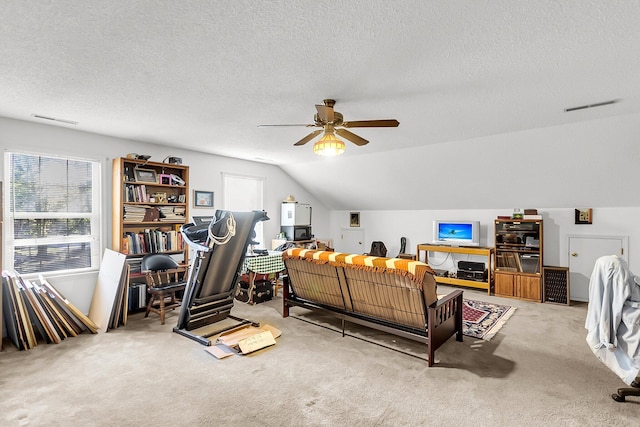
416 244 495 295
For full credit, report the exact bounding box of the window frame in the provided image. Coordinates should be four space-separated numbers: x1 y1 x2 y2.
3 151 102 276
222 172 265 249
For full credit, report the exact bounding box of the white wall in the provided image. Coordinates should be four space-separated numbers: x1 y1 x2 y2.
284 113 640 211
329 207 640 273
0 117 329 313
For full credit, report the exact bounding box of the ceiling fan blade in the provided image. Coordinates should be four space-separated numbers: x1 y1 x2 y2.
258 123 316 127
342 119 400 128
294 129 323 146
315 104 335 123
336 128 369 146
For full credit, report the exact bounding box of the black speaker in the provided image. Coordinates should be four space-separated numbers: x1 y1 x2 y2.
458 261 485 271
457 270 488 281
543 266 570 305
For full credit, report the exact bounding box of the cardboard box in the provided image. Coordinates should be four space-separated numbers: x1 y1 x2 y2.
205 324 281 359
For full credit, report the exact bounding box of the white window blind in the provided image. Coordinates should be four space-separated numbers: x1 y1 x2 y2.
4 152 101 275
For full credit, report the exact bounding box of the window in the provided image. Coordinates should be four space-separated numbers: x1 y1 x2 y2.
222 173 265 248
4 152 101 275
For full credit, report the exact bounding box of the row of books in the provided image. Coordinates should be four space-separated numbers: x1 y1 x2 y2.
128 283 147 311
125 183 151 203
496 252 540 274
121 229 184 255
159 205 186 221
123 204 186 222
123 204 152 221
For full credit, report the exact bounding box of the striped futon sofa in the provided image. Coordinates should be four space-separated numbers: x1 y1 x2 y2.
281 248 463 366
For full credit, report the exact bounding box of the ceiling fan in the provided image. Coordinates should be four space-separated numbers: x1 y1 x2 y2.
258 99 399 155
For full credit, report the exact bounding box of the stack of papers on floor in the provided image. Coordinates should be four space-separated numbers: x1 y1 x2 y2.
205 324 282 359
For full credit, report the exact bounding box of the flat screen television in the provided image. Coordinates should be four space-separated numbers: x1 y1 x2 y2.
433 220 480 246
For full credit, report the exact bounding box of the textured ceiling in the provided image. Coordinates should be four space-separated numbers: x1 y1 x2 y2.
1 1 639 209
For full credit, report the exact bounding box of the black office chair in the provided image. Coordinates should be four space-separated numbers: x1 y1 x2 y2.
397 236 416 260
141 254 187 325
367 241 387 257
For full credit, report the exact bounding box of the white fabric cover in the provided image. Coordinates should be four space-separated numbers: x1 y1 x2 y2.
585 255 640 385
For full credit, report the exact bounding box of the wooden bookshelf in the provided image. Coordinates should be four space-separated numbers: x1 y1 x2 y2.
494 219 543 302
112 157 189 310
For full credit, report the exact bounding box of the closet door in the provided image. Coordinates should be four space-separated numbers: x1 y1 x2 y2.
568 235 627 302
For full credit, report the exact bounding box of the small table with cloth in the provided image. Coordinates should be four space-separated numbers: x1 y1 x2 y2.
242 251 286 303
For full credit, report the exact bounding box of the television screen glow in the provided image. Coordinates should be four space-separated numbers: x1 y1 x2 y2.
433 220 480 245
438 222 473 240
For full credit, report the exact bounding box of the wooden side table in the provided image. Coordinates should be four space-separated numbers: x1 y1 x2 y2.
416 244 495 295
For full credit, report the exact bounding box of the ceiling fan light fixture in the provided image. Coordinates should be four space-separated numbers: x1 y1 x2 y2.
313 132 345 156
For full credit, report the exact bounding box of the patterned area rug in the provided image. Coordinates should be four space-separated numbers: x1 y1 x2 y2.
463 299 516 341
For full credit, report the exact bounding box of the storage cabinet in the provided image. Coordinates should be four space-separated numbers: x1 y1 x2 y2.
112 157 190 290
494 272 542 301
494 219 543 302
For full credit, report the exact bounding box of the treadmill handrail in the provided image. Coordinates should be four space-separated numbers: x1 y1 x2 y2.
180 223 211 253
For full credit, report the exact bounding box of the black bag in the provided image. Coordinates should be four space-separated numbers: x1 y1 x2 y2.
235 279 273 304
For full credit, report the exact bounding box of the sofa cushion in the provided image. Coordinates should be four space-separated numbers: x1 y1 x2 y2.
282 248 437 305
283 248 436 290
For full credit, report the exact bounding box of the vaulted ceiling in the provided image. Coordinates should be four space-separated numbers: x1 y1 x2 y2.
1 1 639 210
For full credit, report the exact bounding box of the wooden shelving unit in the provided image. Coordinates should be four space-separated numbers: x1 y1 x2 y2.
416 244 494 295
494 219 543 302
112 157 190 309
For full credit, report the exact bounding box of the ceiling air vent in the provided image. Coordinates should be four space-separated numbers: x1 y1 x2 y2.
31 114 78 125
564 99 619 112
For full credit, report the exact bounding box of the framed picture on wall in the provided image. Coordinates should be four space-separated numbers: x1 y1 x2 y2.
575 208 593 224
194 190 214 208
350 212 360 227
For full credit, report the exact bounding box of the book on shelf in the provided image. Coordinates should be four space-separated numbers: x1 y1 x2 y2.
497 252 519 272
121 236 130 254
514 253 523 272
